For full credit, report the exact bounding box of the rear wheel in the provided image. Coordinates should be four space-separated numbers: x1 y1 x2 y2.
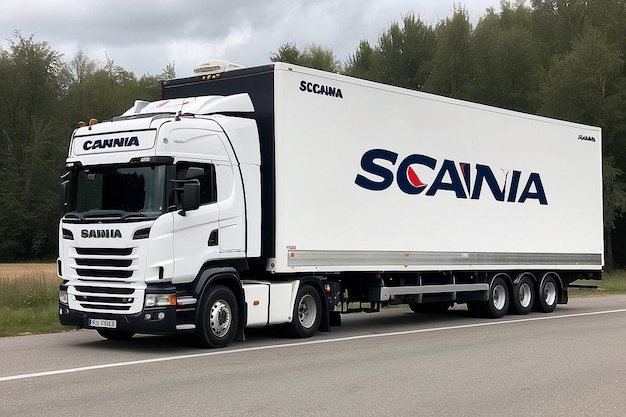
195 285 239 348
511 274 535 315
96 329 135 340
484 275 510 318
286 285 321 338
536 274 558 313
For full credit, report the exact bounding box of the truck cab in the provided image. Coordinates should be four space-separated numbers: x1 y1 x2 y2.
57 94 283 346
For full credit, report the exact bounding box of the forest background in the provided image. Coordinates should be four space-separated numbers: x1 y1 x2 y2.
1 1 625 266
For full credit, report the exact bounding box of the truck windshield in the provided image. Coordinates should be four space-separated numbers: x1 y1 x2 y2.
65 164 167 220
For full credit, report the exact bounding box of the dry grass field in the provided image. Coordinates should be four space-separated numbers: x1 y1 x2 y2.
0 263 58 281
0 263 65 336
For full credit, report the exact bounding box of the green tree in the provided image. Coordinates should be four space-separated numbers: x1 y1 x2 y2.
0 34 162 261
270 42 341 72
471 3 543 112
540 29 624 129
530 0 595 74
603 156 626 267
344 40 377 81
61 54 161 126
423 7 473 99
0 33 65 260
540 28 626 267
160 61 177 80
344 13 436 90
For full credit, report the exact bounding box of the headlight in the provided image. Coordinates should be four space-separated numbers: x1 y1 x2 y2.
144 294 176 308
59 289 68 304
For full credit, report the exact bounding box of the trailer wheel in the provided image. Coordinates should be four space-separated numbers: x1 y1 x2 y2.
287 285 321 338
484 275 510 318
96 329 135 340
536 274 558 313
511 274 535 315
195 285 239 348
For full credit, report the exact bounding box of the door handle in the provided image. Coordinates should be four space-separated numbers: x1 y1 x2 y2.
208 229 218 246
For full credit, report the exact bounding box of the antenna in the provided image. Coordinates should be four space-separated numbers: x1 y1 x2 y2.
176 98 186 121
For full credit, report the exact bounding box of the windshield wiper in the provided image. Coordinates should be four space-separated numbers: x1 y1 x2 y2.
64 212 85 220
120 211 148 220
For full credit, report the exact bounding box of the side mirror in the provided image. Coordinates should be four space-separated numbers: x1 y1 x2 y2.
60 181 69 213
180 180 200 215
186 167 205 180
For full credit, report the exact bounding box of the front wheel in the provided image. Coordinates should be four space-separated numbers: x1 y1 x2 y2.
195 285 239 348
286 285 321 338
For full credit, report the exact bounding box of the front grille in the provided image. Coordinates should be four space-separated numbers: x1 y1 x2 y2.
76 258 132 267
79 303 132 311
75 286 134 295
72 246 137 282
71 285 142 312
76 295 134 304
69 244 143 313
76 269 133 279
76 248 132 256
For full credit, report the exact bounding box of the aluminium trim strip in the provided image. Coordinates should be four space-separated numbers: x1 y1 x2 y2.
287 250 602 268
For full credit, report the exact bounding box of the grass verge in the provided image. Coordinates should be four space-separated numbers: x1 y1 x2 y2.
569 269 626 297
0 265 68 337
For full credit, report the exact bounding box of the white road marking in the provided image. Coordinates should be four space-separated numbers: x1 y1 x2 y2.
2 308 625 383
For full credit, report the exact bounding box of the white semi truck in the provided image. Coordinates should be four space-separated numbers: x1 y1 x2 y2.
58 60 604 347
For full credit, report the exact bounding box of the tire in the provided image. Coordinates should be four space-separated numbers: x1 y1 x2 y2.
286 285 321 338
96 329 135 340
195 285 239 348
536 274 558 313
484 275 510 318
511 274 535 315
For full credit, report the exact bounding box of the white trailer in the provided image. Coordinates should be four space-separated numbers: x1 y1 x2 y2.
58 61 603 347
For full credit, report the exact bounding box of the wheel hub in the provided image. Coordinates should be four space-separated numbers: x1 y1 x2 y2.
210 300 231 338
298 294 316 329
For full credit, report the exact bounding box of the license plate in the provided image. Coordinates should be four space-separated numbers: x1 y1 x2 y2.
88 318 117 329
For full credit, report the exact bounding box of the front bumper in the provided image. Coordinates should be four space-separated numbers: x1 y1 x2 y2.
59 304 182 335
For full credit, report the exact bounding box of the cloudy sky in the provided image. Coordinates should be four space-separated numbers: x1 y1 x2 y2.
2 0 498 78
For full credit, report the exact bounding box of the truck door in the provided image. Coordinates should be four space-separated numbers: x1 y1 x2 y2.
172 162 220 283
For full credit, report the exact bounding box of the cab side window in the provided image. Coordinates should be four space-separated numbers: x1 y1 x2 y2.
176 163 217 205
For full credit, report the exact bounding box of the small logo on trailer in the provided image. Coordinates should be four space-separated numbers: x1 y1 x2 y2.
299 80 343 98
355 148 548 205
578 135 596 142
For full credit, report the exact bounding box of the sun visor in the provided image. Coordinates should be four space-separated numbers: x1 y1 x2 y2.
122 93 255 116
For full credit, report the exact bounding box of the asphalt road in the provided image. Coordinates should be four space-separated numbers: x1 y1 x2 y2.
2 295 626 417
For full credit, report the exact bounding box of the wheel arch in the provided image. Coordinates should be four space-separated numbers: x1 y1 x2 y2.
539 271 565 304
193 266 246 341
490 271 513 290
512 271 537 286
297 276 330 333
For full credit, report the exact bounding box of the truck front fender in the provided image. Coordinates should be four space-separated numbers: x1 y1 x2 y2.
193 266 247 341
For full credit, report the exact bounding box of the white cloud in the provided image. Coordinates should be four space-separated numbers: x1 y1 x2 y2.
1 0 498 77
